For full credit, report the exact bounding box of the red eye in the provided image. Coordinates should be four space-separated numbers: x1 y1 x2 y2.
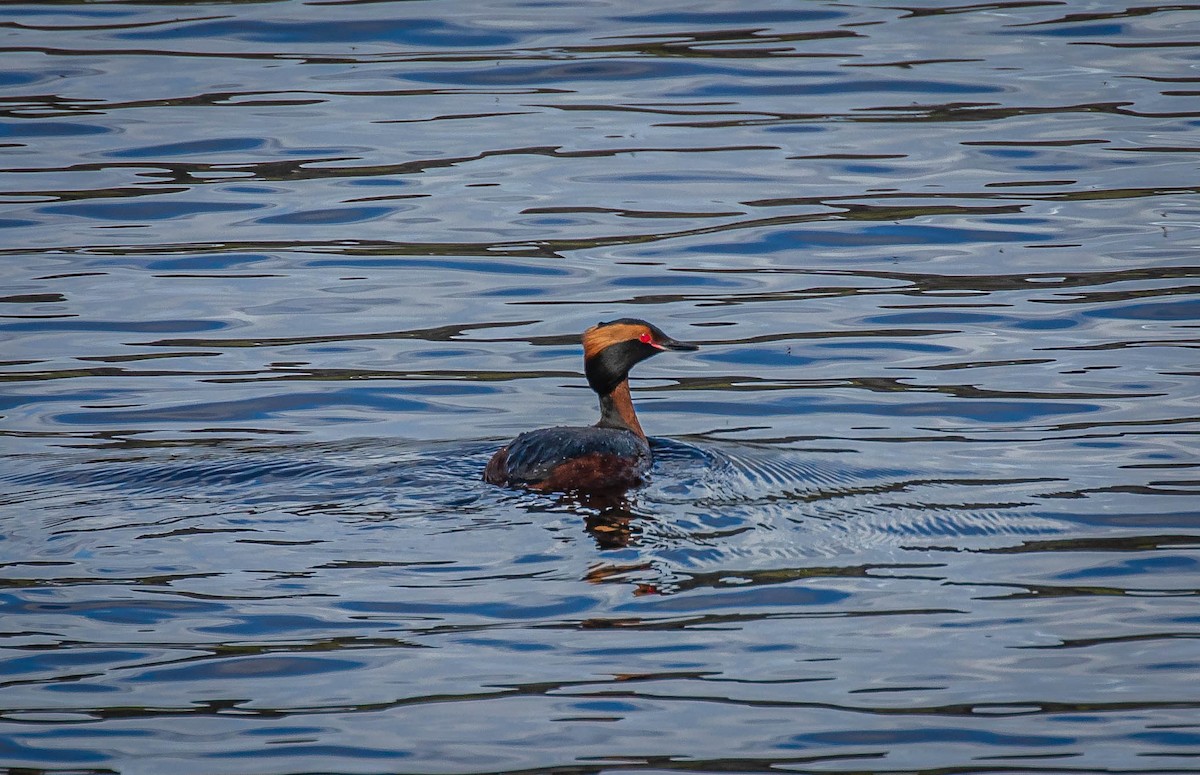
639 331 653 345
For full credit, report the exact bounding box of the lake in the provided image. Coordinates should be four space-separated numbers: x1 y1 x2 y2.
2 1 1199 773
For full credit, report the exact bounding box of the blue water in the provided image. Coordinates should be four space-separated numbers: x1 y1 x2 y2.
2 1 1199 773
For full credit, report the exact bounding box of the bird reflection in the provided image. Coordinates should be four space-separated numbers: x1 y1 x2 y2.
555 490 645 549
499 487 661 591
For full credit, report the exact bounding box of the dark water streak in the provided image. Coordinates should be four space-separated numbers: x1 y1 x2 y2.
2 1 1199 773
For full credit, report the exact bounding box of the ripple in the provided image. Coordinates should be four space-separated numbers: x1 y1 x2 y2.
206 743 411 761
7 454 346 495
617 9 846 24
115 17 521 46
786 726 1076 748
0 738 108 765
616 585 850 612
684 224 1050 253
0 218 42 229
51 388 447 426
305 256 572 275
656 395 1101 422
340 595 599 621
1084 298 1200 321
0 318 226 333
104 137 266 159
410 60 739 87
680 78 1006 98
134 655 362 682
0 121 111 139
3 0 1197 772
39 200 264 221
256 206 396 225
0 649 147 677
0 594 226 625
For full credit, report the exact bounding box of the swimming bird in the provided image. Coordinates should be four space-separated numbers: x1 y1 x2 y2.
484 319 698 492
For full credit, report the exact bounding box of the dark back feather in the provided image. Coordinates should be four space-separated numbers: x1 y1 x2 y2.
498 425 650 486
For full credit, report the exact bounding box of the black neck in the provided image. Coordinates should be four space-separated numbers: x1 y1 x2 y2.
597 392 630 430
585 340 648 396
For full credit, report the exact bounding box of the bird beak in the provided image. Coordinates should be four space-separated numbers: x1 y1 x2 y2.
655 335 699 352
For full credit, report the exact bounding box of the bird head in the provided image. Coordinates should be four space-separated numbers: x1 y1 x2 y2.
582 318 698 396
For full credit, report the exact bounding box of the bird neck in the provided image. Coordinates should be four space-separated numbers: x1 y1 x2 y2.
596 379 645 440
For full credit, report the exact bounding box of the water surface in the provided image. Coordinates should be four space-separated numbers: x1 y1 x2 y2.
2 1 1199 773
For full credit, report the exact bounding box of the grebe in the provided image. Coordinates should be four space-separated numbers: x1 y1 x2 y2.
484 318 698 492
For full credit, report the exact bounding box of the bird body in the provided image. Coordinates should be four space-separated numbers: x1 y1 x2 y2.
484 425 650 492
484 319 697 492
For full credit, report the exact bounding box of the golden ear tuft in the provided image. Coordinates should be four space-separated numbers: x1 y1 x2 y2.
583 321 649 359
